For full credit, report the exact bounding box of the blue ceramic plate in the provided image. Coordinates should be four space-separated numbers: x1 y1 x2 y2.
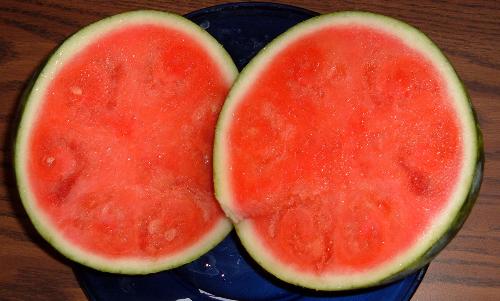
74 3 428 301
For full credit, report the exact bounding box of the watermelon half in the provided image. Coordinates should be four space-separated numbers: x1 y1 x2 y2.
214 11 483 290
14 10 237 273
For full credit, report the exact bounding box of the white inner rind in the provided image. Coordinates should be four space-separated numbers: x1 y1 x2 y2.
15 10 237 274
214 11 478 289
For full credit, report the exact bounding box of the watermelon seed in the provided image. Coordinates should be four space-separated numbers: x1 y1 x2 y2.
164 229 177 241
147 219 162 234
194 197 213 222
268 212 280 238
45 156 55 166
210 103 218 114
70 86 82 95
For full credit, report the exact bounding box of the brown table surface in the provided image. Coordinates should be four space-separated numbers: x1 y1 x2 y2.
1 1 499 300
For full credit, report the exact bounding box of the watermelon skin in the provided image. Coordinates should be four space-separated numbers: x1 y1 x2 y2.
14 10 237 274
213 11 484 290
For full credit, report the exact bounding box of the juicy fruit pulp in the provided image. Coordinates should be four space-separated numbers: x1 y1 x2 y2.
229 25 461 272
19 12 235 269
214 12 481 290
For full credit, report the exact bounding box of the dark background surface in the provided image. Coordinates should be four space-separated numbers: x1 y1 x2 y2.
0 1 499 300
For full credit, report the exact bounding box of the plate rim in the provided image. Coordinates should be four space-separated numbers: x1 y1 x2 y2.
184 1 319 19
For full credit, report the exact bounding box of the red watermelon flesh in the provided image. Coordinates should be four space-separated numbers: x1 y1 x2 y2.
227 26 462 273
27 23 232 259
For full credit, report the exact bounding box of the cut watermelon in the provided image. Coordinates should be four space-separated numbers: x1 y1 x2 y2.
214 12 483 290
14 10 237 273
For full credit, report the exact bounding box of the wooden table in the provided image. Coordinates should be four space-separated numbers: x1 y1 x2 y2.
0 1 498 300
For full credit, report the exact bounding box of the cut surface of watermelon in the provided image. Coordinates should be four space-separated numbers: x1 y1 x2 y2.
214 11 482 290
15 10 237 273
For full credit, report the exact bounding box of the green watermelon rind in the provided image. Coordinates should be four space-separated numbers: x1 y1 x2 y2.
213 11 483 290
14 10 237 274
